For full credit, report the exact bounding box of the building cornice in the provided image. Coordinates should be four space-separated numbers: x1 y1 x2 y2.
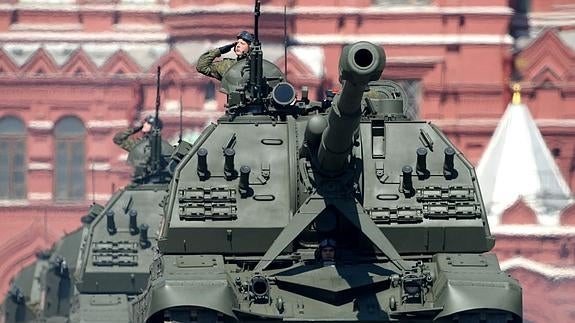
0 4 512 16
140 109 224 121
433 118 575 129
292 34 513 46
424 83 504 94
168 5 512 16
530 12 575 28
500 256 575 279
0 201 90 211
28 192 52 201
28 120 53 130
89 162 111 172
28 162 52 171
0 4 164 13
0 31 168 43
0 76 142 85
10 23 84 32
492 224 575 237
86 119 129 129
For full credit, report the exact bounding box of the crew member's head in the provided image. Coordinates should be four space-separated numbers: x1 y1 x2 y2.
317 238 337 262
235 31 254 57
142 115 162 134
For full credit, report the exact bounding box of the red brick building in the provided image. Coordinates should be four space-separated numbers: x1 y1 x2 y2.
0 1 574 322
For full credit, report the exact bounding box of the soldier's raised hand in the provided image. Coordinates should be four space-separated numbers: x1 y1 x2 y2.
131 123 143 134
218 42 237 54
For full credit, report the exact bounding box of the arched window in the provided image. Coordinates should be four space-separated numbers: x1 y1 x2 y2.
54 116 85 201
0 116 26 199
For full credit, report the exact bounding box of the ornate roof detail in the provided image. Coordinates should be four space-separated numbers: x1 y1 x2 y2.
288 46 325 78
148 49 195 76
501 257 575 279
516 29 575 85
531 66 563 87
61 48 98 77
0 48 19 74
500 198 538 225
20 47 58 75
477 101 573 226
274 51 319 85
100 49 142 75
559 204 575 226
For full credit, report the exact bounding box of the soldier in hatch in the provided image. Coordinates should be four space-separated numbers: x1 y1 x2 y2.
315 238 337 266
113 115 174 183
196 30 254 81
113 115 161 152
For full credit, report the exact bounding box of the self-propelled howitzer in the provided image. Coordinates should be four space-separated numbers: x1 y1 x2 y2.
152 40 521 321
3 38 522 322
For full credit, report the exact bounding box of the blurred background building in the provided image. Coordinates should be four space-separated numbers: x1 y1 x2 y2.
0 0 574 321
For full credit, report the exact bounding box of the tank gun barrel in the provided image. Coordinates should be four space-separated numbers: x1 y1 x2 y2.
317 42 386 175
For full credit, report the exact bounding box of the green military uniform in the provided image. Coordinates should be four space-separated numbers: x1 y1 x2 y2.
196 48 244 81
113 127 143 152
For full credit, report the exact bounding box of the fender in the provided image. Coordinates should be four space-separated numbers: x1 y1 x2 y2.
146 279 237 321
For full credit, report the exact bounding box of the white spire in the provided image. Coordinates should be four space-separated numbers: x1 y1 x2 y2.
477 86 573 226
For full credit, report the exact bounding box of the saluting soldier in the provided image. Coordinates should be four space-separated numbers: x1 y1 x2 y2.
113 115 161 152
114 115 174 183
196 31 254 81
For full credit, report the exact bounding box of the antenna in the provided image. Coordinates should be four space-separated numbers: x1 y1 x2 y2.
284 5 288 81
179 92 183 143
248 0 264 104
149 66 162 175
155 66 160 126
254 0 260 44
91 159 95 204
44 209 48 241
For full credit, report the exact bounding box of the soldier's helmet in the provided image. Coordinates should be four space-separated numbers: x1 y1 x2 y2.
236 31 255 44
144 115 163 129
314 238 337 260
319 238 337 250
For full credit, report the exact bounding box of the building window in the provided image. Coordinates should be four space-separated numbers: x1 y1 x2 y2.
203 82 218 110
0 116 26 199
397 79 422 120
54 116 85 201
204 81 216 101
